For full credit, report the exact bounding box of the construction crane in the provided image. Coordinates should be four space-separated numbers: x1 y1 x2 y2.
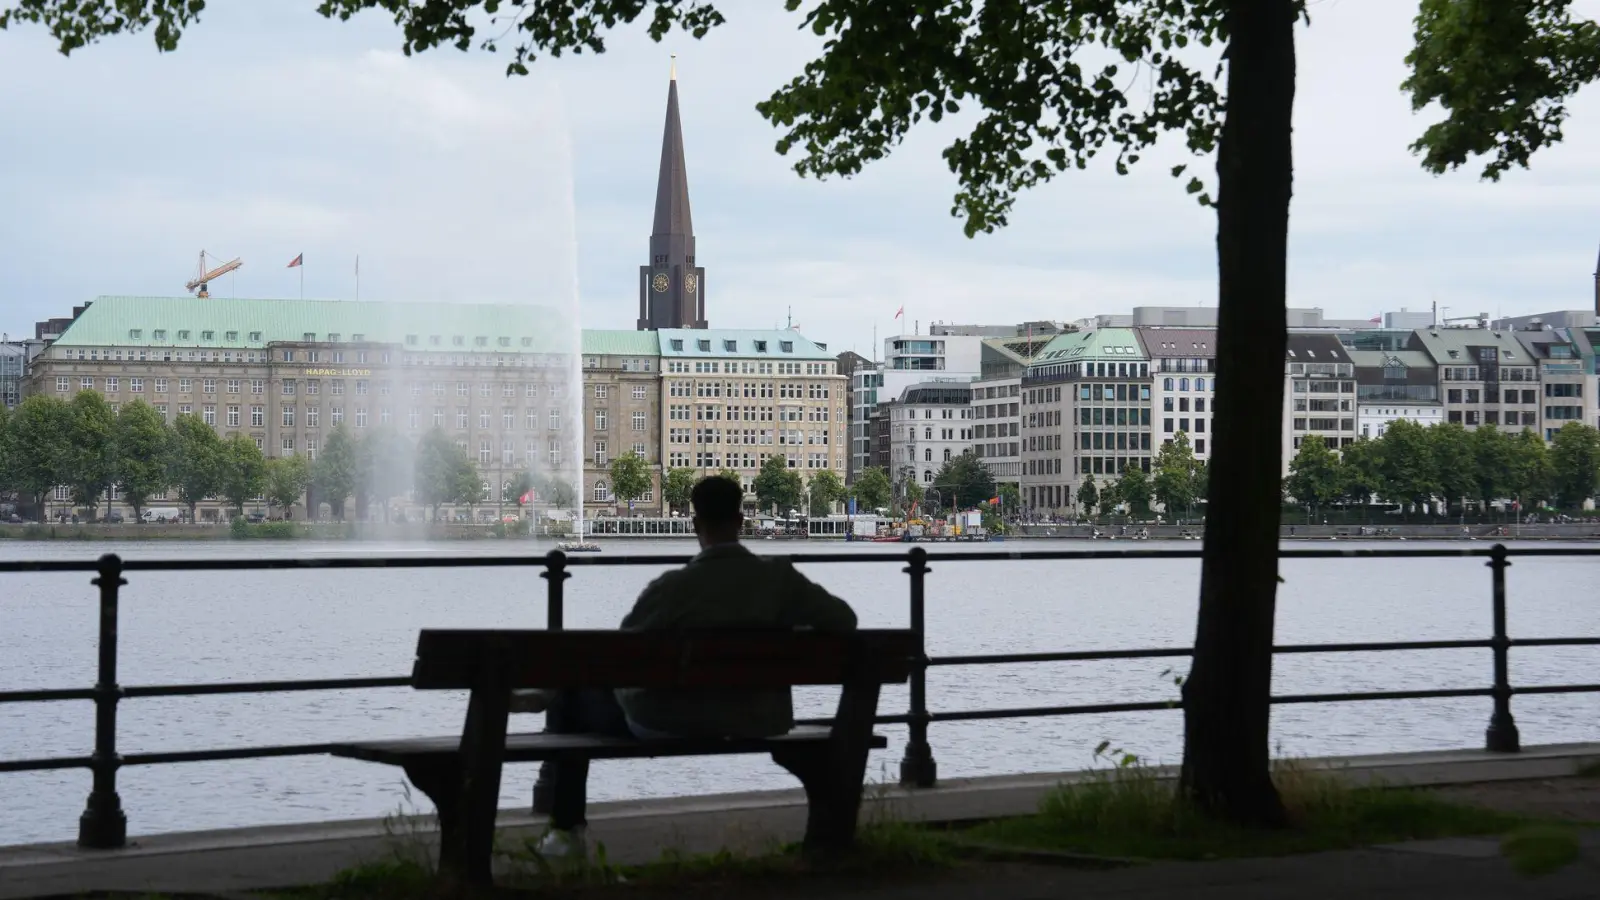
185 250 242 298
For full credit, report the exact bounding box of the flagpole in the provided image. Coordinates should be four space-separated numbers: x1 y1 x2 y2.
356 254 361 301
299 263 304 301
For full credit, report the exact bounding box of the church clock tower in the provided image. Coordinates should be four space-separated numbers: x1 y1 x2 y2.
638 57 708 331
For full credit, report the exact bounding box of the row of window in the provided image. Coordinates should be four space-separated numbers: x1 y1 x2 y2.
666 381 833 399
668 428 832 445
664 451 841 470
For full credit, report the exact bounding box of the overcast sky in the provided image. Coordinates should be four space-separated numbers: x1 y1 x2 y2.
2 1 1598 357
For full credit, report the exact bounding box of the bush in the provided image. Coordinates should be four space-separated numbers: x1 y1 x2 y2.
230 517 299 539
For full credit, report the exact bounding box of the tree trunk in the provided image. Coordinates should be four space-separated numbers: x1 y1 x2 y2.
1178 0 1297 827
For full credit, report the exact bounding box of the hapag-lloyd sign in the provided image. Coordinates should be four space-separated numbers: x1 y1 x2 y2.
303 368 372 377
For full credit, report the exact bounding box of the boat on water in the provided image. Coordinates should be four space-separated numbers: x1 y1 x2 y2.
557 541 602 553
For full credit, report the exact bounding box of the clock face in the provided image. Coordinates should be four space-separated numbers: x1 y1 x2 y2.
683 273 699 294
651 273 669 293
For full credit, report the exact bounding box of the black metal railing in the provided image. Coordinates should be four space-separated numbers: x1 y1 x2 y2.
3 542 1599 851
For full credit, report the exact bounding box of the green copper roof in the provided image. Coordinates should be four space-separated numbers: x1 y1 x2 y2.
54 296 616 354
582 331 661 356
656 328 835 360
1028 327 1145 368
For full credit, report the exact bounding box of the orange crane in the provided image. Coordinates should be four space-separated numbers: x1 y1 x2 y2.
185 250 242 298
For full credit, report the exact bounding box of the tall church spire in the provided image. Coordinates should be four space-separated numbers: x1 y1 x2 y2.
639 55 707 330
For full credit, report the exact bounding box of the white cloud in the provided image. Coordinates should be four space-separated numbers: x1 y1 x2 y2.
2 1 1598 351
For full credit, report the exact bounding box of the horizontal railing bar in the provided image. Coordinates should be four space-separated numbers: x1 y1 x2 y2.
933 648 1190 665
3 545 1597 576
0 755 91 773
7 680 1600 773
0 687 96 704
121 743 345 766
1271 687 1492 704
1510 637 1600 648
123 676 412 698
1511 683 1600 695
933 639 1497 667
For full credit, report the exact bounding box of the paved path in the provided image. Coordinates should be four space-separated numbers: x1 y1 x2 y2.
3 742 1598 899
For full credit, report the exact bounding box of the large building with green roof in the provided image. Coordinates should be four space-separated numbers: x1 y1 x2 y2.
26 295 846 521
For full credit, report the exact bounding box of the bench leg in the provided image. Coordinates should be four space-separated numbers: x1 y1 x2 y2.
772 747 863 855
399 760 461 871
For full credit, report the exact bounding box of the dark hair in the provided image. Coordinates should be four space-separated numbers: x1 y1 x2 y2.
691 476 744 526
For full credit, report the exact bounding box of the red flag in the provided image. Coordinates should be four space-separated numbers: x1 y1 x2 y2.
519 491 532 505
1368 314 1381 324
894 306 904 320
287 254 304 268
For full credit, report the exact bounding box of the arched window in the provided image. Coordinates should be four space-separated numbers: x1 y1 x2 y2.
943 448 952 461
1163 377 1174 391
593 480 610 502
1195 377 1207 391
924 448 932 461
923 470 933 483
1179 378 1190 391
924 427 932 439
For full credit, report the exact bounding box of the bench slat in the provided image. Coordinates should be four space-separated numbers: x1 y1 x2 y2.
331 727 888 766
412 629 917 691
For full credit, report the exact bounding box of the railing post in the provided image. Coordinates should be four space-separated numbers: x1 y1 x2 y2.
78 553 127 849
899 546 937 787
531 550 570 814
1484 543 1521 753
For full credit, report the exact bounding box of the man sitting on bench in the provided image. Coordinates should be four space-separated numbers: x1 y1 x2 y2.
517 474 858 857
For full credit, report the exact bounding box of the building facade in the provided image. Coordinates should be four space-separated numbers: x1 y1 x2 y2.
658 328 847 496
1020 328 1153 516
1140 327 1217 465
1283 333 1358 465
888 383 974 499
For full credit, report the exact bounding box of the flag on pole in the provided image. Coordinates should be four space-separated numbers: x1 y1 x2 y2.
287 254 304 268
1368 314 1382 324
519 491 532 505
893 306 904 320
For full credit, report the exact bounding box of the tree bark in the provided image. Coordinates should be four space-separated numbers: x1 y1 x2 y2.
1178 0 1297 827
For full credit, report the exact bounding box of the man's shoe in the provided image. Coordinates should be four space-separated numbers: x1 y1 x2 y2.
510 689 554 714
534 826 587 860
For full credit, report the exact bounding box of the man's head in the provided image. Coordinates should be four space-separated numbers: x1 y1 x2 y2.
690 476 744 548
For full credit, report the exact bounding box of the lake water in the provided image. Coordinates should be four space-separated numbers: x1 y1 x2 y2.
1 538 1597 846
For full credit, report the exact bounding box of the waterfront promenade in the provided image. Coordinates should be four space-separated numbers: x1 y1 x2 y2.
3 742 1598 898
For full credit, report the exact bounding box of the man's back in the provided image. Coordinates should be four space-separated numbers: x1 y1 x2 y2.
615 543 857 738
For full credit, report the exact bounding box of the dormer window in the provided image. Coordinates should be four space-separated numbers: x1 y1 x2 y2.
755 340 768 353
670 339 684 351
781 341 794 353
697 339 711 352
1448 350 1460 359
304 332 317 342
498 337 510 347
328 333 341 343
1287 349 1296 358
723 340 737 352
351 333 364 342
474 336 488 347
249 331 262 342
202 330 215 341
405 335 418 346
178 330 191 341
153 329 167 341
129 329 143 339
429 335 442 346
225 330 238 342
452 336 465 346
521 337 533 347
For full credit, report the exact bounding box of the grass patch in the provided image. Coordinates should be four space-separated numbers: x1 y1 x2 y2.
966 750 1527 862
267 820 958 900
1501 824 1583 876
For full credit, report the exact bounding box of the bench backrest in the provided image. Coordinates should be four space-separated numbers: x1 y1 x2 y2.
411 629 917 691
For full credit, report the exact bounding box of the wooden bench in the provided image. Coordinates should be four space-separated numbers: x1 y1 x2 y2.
330 628 917 884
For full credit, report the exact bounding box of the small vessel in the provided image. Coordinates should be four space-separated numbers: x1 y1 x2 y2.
557 541 602 553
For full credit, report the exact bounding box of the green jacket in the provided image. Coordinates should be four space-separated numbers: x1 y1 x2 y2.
615 542 858 738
